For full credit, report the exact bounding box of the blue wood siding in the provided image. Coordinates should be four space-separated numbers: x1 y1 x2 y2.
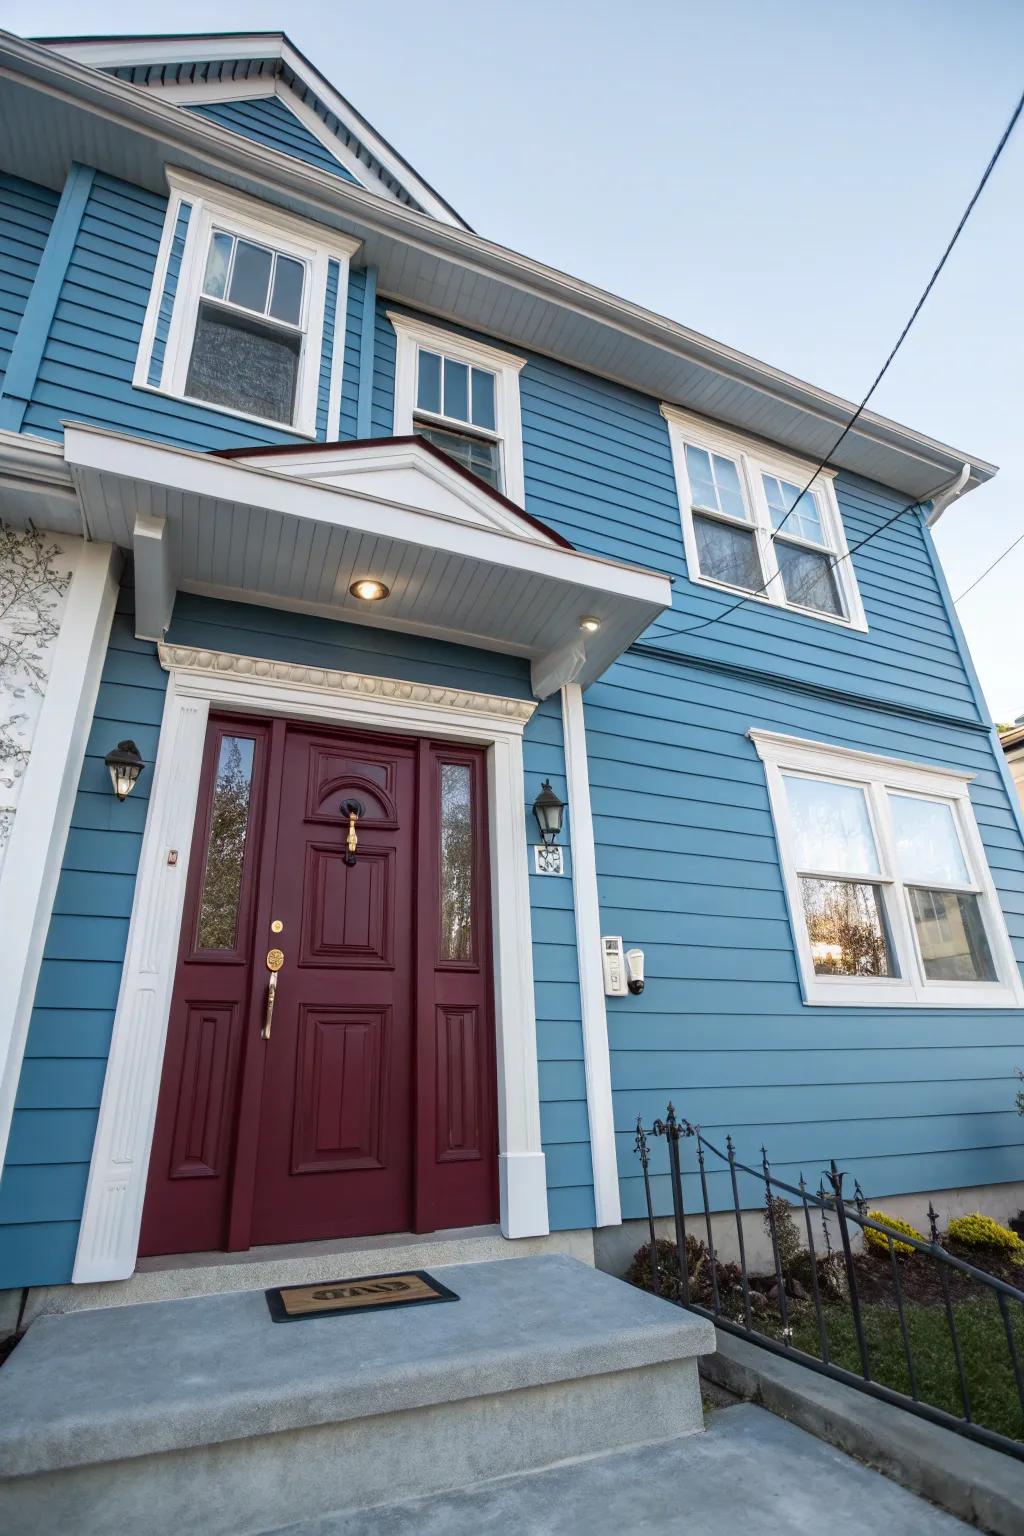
186 98 361 184
586 651 1024 1221
147 200 191 387
0 173 59 395
339 266 365 440
315 258 340 439
0 570 167 1288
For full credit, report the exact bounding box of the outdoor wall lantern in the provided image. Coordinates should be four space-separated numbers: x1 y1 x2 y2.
532 780 565 845
104 740 145 801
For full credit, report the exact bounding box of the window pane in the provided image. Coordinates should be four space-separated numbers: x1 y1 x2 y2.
471 367 496 430
909 888 996 982
889 794 970 886
783 774 879 875
197 736 255 950
416 423 501 489
764 475 825 545
203 231 233 299
440 762 473 962
443 357 469 421
692 512 761 590
269 255 304 325
684 445 718 509
800 878 895 976
417 350 442 414
186 303 300 424
228 239 273 313
776 541 843 616
713 453 747 520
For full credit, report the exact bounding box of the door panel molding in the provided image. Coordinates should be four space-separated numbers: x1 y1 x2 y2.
74 652 546 1283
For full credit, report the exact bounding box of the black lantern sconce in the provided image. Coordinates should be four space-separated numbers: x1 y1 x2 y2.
532 780 565 846
104 740 145 801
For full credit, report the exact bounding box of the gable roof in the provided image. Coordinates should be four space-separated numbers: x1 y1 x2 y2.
213 436 575 549
35 31 470 229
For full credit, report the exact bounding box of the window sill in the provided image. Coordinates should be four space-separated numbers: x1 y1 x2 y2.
688 570 868 632
132 380 317 441
800 980 1024 1009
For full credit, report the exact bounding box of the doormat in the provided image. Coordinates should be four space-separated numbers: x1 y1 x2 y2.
266 1269 459 1323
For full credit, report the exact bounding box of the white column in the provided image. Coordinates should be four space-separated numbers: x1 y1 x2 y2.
0 541 120 1176
488 731 549 1237
561 683 621 1227
73 679 209 1282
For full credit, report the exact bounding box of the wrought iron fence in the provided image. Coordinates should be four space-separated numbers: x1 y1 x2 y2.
634 1105 1024 1461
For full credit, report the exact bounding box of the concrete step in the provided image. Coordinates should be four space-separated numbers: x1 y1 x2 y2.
262 1404 973 1536
19 1223 595 1324
0 1254 714 1536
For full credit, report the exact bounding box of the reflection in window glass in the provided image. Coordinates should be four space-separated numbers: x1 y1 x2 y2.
800 878 895 977
889 794 970 886
775 541 843 617
693 513 761 591
416 423 501 489
783 775 879 876
197 736 256 951
685 444 747 520
763 475 825 545
909 888 995 982
440 762 473 962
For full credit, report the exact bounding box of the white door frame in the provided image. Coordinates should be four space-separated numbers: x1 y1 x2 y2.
73 645 549 1283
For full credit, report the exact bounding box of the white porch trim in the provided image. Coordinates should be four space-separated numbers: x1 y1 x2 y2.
0 541 120 1177
73 647 548 1283
561 684 621 1228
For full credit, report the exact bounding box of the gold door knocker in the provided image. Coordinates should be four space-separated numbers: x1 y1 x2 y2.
340 798 364 866
262 947 285 1040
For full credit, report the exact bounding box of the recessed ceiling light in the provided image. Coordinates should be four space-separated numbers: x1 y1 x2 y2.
350 578 390 602
579 615 601 633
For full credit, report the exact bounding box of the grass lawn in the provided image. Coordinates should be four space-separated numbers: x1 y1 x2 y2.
766 1295 1024 1444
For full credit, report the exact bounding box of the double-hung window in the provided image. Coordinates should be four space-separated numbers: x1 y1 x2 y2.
752 730 1024 1007
136 171 359 438
389 311 526 504
663 405 866 630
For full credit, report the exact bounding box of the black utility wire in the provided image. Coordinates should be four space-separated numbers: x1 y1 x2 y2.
675 83 1024 639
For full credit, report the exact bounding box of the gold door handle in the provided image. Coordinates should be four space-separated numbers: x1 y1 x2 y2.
262 948 284 1040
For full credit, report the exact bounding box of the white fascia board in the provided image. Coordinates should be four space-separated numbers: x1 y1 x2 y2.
5 35 995 491
62 425 672 607
40 32 465 228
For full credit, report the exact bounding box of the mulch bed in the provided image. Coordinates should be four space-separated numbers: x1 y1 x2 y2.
850 1243 1024 1307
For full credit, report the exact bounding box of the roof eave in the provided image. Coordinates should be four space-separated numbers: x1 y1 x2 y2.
0 30 998 501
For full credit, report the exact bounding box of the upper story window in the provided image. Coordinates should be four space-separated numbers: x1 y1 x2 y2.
663 405 867 631
751 729 1024 1008
135 171 359 438
389 311 527 504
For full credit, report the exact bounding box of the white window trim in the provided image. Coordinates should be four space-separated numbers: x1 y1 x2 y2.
135 169 361 439
388 311 527 506
750 729 1024 1009
662 404 867 632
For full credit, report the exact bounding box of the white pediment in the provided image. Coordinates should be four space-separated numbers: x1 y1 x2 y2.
227 440 559 545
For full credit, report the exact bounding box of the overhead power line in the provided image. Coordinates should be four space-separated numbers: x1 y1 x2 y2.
675 82 1024 639
954 528 1024 604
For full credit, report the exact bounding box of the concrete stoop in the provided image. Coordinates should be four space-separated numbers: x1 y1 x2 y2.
0 1255 714 1536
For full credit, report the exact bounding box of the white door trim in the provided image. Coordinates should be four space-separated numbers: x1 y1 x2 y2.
0 542 120 1178
561 684 621 1227
73 647 547 1283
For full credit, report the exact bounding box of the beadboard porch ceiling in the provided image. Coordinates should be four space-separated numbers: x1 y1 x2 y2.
62 425 672 697
0 30 997 503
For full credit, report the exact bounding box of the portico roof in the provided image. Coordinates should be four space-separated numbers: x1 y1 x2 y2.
61 425 672 698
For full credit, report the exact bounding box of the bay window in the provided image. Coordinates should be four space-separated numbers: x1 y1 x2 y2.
751 730 1023 1007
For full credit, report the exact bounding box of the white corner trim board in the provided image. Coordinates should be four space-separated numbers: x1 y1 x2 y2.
562 683 621 1228
0 542 120 1178
73 649 548 1283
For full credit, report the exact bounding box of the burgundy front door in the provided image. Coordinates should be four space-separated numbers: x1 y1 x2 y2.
139 713 498 1258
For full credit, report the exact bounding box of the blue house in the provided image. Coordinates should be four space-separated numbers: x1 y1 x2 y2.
0 28 1021 1309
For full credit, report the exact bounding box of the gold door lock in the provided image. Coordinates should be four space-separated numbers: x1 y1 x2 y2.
262 947 285 1040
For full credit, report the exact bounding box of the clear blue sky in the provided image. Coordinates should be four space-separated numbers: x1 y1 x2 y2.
8 0 1024 715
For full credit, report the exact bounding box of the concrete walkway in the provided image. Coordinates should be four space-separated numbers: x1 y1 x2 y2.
267 1403 971 1535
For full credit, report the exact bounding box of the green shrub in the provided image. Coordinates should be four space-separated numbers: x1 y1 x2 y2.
863 1209 923 1258
948 1213 1024 1265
